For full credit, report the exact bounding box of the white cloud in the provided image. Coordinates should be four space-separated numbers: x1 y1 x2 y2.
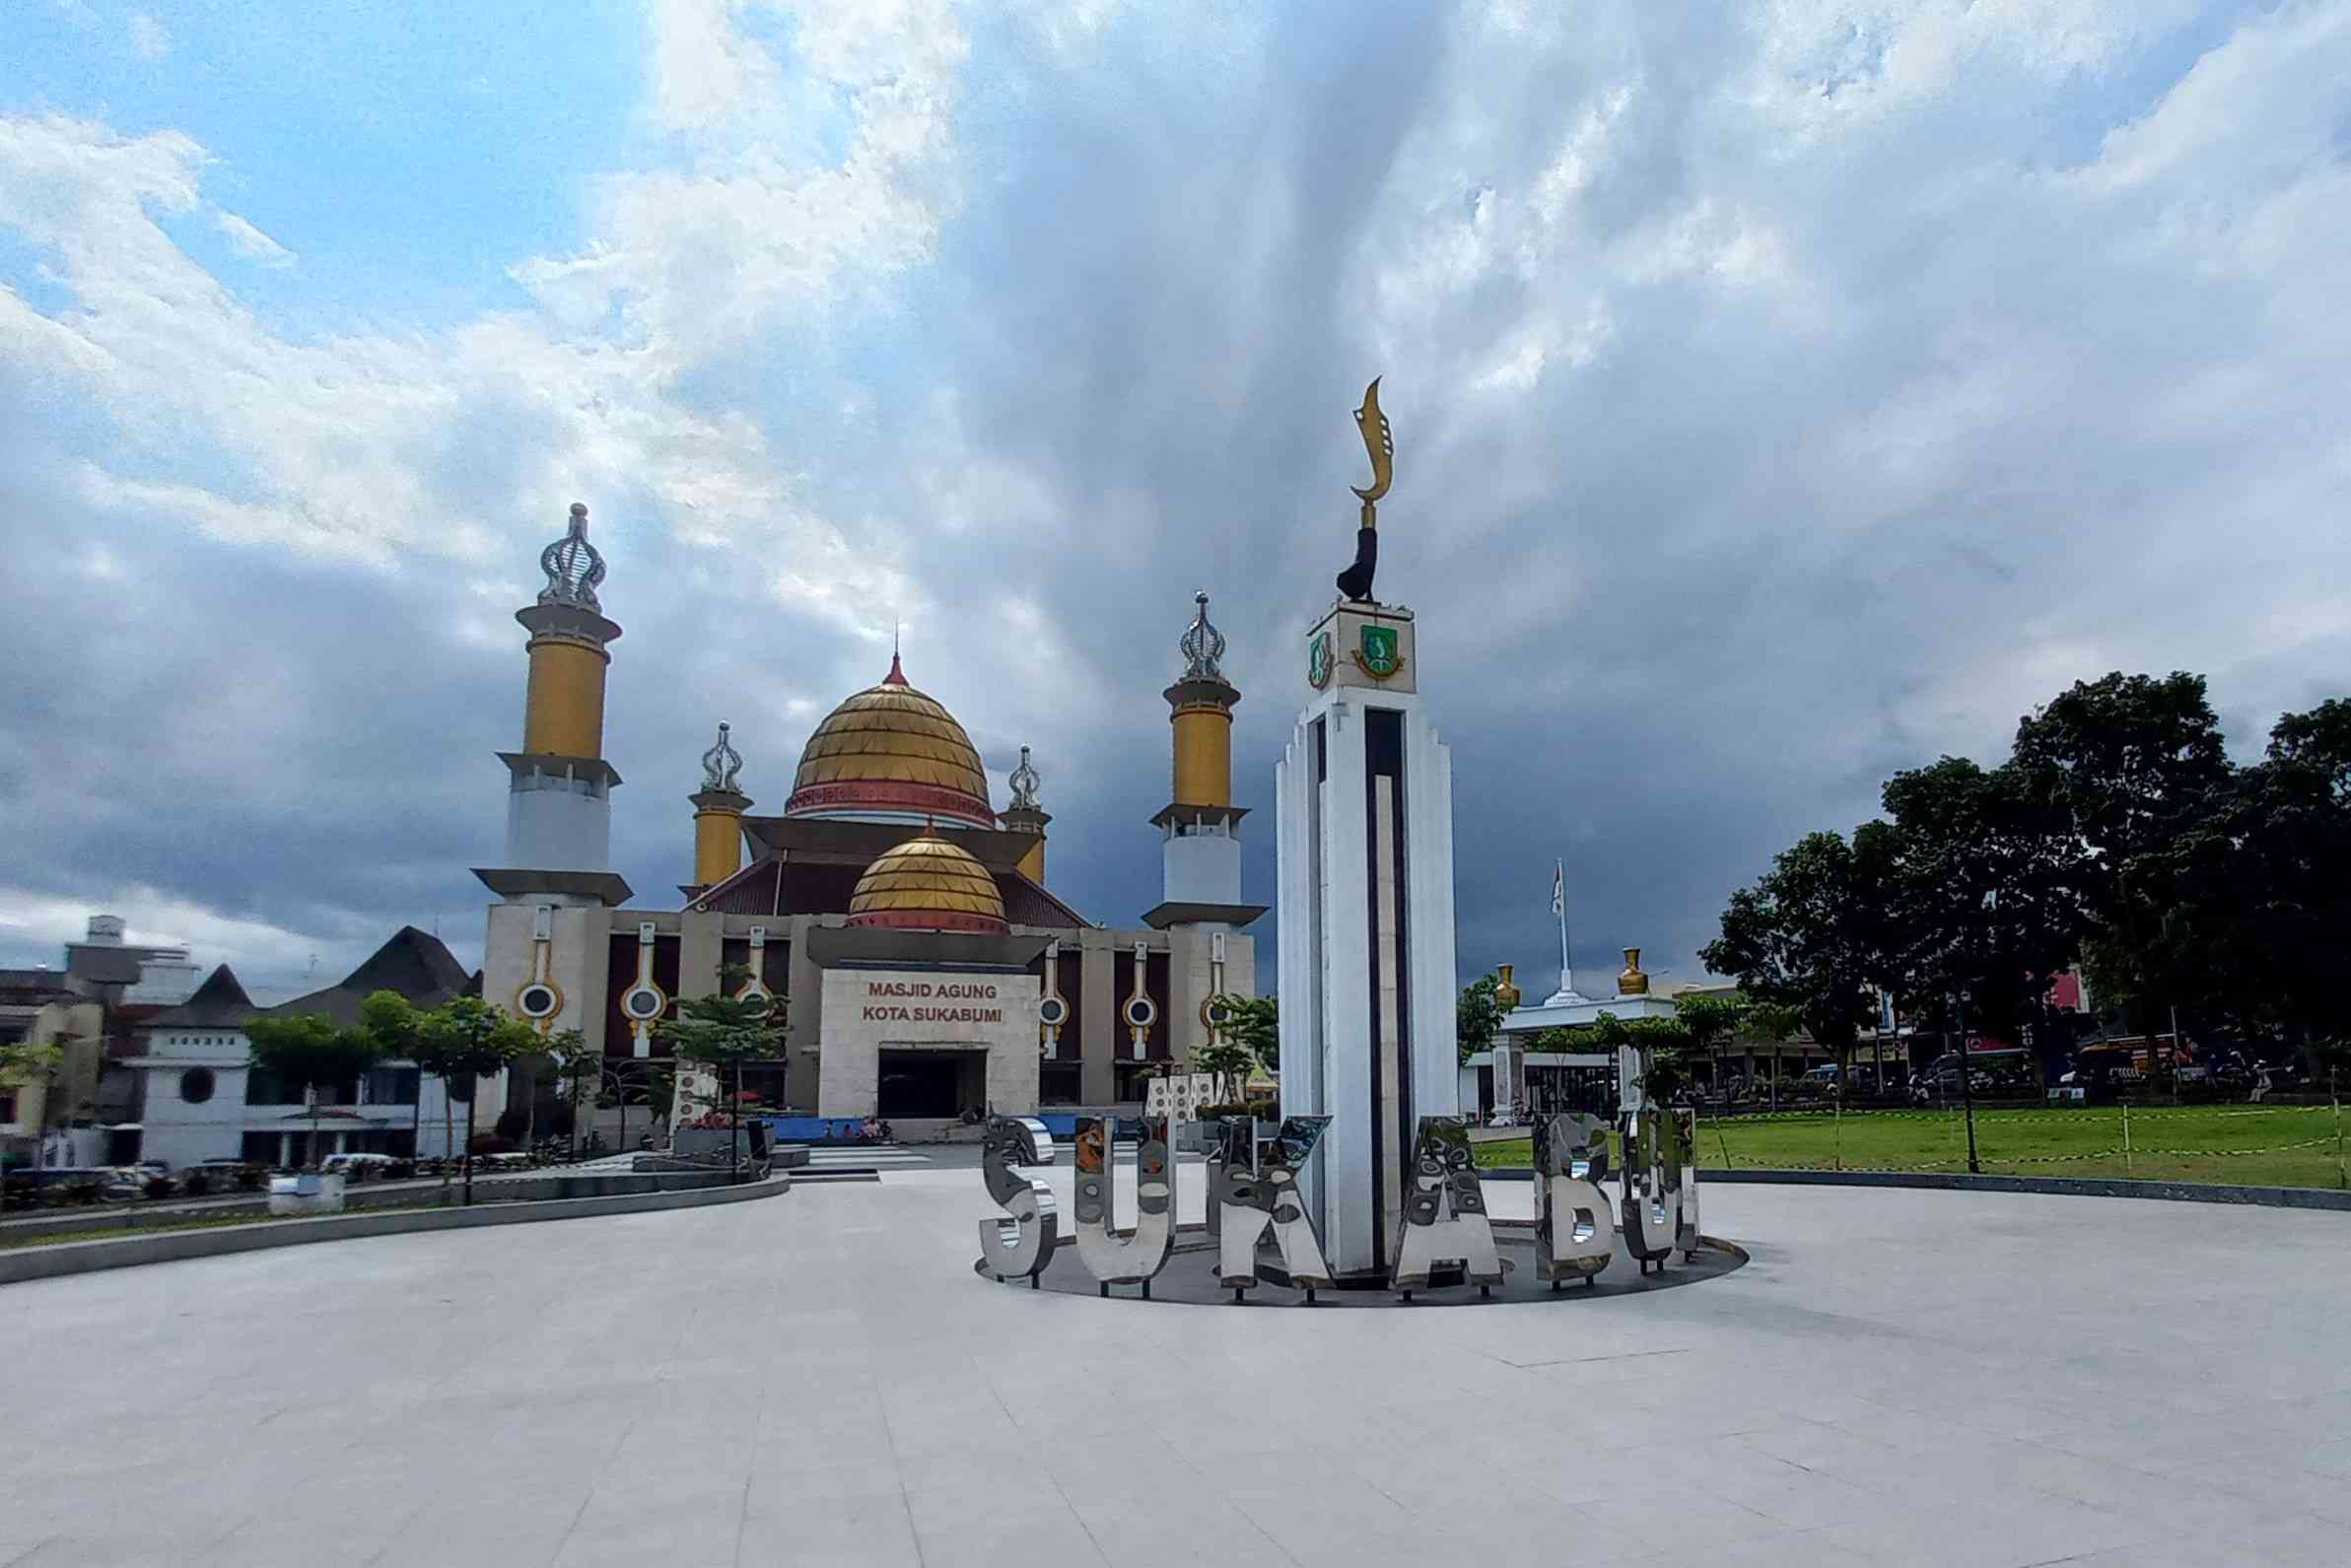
212 210 295 268
126 10 168 60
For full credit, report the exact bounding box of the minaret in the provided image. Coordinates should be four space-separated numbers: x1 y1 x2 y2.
473 503 632 907
1144 591 1263 928
690 720 750 889
998 745 1050 884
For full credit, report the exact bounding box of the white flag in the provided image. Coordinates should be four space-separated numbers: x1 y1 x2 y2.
1551 860 1565 918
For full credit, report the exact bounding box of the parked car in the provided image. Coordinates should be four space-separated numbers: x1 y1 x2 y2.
318 1152 401 1180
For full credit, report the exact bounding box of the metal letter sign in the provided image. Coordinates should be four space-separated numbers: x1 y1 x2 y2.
1389 1118 1502 1296
1072 1116 1175 1292
1620 1105 1680 1273
1531 1112 1616 1288
1211 1117 1334 1299
978 1117 1059 1285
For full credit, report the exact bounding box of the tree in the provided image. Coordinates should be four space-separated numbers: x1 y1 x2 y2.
655 964 788 1180
2011 671 2233 1045
410 996 538 1201
1 1040 65 1182
1701 828 1897 1076
1458 973 1508 1064
244 1012 385 1167
2226 701 2351 1062
542 1028 598 1159
1558 1010 1693 1107
1881 757 2083 1083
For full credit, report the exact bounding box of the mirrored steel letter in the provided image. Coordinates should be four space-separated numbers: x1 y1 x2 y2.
1213 1116 1334 1296
1670 1107 1701 1261
1389 1117 1502 1294
1531 1111 1616 1287
977 1115 1060 1283
1072 1116 1175 1288
1619 1107 1678 1272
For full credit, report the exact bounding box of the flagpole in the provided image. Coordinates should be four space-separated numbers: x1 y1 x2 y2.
1555 857 1573 997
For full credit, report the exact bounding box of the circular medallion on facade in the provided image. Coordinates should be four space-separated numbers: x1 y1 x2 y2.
1307 629 1334 689
1037 995 1070 1027
1122 995 1157 1030
180 1066 215 1104
1200 995 1235 1031
516 981 563 1020
621 986 666 1021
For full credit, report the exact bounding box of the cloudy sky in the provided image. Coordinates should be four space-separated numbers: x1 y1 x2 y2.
3 1 2346 999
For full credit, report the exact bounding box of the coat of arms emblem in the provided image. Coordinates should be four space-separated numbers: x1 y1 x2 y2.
1353 623 1403 680
1307 630 1334 689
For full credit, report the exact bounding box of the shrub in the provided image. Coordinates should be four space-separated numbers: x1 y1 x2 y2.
181 1172 213 1196
468 1134 519 1156
143 1175 174 1199
236 1165 266 1191
493 1109 529 1141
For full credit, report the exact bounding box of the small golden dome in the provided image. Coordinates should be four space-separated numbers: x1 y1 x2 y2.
1618 947 1649 996
786 653 994 828
848 829 1008 933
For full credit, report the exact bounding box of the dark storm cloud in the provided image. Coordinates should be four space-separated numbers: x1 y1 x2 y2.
5 1 2349 1004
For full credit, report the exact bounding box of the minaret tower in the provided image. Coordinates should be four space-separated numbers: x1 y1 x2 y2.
998 745 1050 884
1143 592 1263 929
689 720 750 890
473 503 632 909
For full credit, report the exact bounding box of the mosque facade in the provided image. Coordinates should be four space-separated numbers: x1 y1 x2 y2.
472 508 1263 1129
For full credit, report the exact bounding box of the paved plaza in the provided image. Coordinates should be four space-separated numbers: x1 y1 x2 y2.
3 1171 2348 1568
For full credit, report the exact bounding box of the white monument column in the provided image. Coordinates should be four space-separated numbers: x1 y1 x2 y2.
1275 380 1460 1280
1276 605 1459 1278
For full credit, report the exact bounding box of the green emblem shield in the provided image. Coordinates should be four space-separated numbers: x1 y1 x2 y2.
1307 630 1334 689
1357 623 1401 679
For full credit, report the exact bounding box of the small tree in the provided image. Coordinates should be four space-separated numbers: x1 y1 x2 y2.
542 1028 597 1159
410 996 537 1202
655 965 788 1181
244 1012 384 1167
1458 973 1508 1064
1 1041 65 1185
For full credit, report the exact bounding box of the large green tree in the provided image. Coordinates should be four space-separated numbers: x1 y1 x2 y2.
2011 671 2233 1036
2222 701 2351 1061
244 1012 385 1167
1881 757 2084 1079
1701 827 1898 1073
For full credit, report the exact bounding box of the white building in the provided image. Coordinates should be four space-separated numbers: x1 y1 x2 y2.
112 929 478 1167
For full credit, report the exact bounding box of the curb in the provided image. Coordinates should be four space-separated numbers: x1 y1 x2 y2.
1700 1167 2351 1211
0 1175 790 1286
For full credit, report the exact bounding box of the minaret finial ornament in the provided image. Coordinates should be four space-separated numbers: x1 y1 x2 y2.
1180 590 1226 680
700 720 742 792
538 502 608 610
1007 744 1042 810
1337 378 1391 602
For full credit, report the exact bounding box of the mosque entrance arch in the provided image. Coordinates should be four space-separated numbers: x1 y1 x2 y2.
877 1048 987 1119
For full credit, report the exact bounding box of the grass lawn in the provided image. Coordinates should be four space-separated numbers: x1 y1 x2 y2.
1472 1103 2349 1190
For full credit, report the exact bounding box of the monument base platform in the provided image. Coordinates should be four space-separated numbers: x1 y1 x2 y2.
976 1224 1747 1307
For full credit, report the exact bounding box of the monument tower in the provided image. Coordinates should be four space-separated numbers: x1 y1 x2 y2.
1276 379 1461 1280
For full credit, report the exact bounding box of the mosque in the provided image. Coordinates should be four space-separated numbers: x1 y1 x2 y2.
472 506 1263 1133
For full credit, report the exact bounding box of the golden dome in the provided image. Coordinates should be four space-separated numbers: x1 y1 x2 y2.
848 829 1009 933
785 653 995 828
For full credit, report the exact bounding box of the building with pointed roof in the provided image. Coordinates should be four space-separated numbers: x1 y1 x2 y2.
101 930 483 1169
476 515 1265 1130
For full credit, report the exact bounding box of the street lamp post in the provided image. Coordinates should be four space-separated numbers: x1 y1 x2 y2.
1957 988 1981 1175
